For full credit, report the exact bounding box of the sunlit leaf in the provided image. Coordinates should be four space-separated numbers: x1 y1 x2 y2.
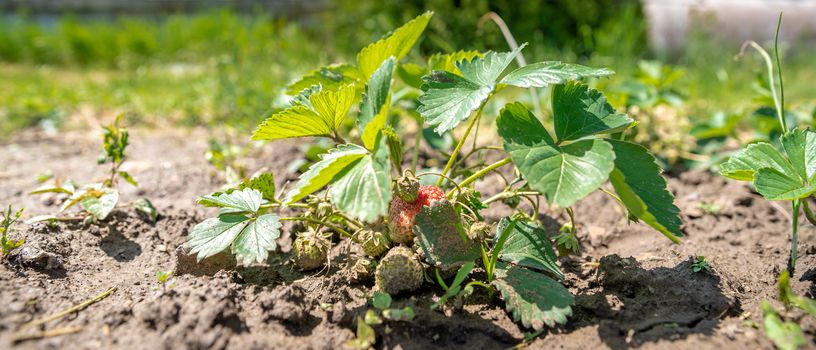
497 102 614 208
500 61 613 88
552 81 633 141
252 84 356 141
329 141 391 223
608 140 683 243
231 214 281 266
285 64 360 96
285 144 368 204
418 45 526 134
357 12 433 79
359 57 395 149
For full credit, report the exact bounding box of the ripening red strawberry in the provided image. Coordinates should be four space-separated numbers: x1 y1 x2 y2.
388 185 446 244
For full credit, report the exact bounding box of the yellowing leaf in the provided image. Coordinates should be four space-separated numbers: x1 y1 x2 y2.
357 12 433 79
428 50 483 76
252 84 356 141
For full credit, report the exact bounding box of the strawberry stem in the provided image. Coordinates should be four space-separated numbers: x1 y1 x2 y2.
437 99 489 187
448 158 512 199
280 216 356 242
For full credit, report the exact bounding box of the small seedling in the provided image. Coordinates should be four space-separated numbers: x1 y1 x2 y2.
432 261 474 310
345 317 376 350
691 256 711 273
30 115 137 221
133 198 158 224
759 271 815 350
697 202 722 215
1 205 25 258
154 270 174 292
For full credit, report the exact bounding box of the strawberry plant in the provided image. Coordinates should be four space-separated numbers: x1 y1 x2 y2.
30 115 136 221
185 12 683 332
719 15 809 274
1 205 25 258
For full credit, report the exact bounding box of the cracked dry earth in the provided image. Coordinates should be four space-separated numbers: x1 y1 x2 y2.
0 128 814 349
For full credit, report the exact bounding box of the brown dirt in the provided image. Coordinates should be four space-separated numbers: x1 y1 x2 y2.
0 129 814 349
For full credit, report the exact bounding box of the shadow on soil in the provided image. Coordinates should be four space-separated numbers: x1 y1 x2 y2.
571 254 738 349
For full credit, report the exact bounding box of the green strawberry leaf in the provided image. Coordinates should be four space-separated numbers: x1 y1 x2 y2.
494 218 563 280
187 213 249 262
762 301 806 350
30 182 75 195
252 84 356 141
720 143 793 181
359 57 395 150
493 262 573 330
396 62 426 89
500 61 614 88
285 144 368 204
197 188 263 214
608 140 683 243
286 64 360 96
357 11 433 79
778 271 816 318
754 168 816 200
231 214 281 266
239 173 276 202
552 81 633 141
428 50 483 76
80 187 119 220
418 44 526 134
414 200 481 268
497 102 615 208
417 71 492 134
330 140 391 223
781 128 816 183
133 198 158 224
118 171 138 187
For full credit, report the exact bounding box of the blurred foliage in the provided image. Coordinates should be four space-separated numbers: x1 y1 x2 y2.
323 0 646 61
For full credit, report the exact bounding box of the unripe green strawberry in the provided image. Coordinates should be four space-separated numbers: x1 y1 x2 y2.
375 246 423 295
388 185 446 244
356 229 391 257
394 171 420 203
467 222 493 241
293 230 329 271
348 256 376 283
502 195 521 209
316 202 333 218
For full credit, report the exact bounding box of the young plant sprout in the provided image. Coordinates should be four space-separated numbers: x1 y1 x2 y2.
1 205 25 258
185 12 683 331
720 14 809 274
30 115 136 221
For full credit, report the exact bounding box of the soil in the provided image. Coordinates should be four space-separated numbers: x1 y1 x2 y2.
1 128 815 350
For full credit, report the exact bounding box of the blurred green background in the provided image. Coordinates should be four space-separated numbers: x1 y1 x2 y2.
2 0 815 167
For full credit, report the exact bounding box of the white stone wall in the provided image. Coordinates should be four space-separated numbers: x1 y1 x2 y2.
644 0 816 52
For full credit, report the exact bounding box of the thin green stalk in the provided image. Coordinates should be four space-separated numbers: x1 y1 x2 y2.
483 190 541 205
774 12 785 130
739 41 785 132
789 199 800 274
437 100 489 186
448 158 512 199
479 12 542 116
280 216 355 241
565 207 576 231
